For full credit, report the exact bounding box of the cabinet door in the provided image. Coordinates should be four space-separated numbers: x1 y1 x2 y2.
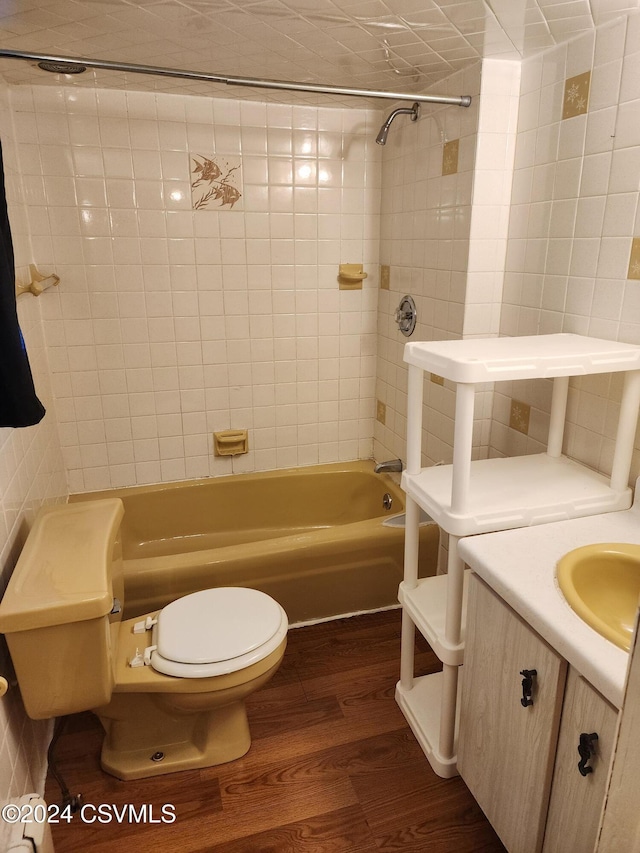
458 575 567 853
542 669 618 853
598 609 640 853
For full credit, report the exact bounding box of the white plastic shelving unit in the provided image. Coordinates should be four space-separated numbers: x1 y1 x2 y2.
396 333 640 779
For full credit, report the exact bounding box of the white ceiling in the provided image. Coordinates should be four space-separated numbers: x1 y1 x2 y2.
0 0 637 107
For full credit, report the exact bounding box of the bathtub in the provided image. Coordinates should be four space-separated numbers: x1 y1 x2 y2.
71 461 439 625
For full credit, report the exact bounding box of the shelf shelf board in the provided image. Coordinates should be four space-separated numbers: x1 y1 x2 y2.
398 334 640 782
399 573 469 666
396 672 460 779
403 334 640 384
402 454 631 538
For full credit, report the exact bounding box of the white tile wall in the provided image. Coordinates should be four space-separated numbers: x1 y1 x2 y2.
494 11 640 480
376 9 640 487
464 59 521 342
462 59 521 458
13 86 383 491
374 59 521 468
0 83 66 842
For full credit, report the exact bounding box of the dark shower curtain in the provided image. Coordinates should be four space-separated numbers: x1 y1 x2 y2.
0 138 45 428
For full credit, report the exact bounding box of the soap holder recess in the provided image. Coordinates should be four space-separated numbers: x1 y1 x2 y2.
213 429 248 456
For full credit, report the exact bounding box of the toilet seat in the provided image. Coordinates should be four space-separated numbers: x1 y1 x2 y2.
149 588 288 678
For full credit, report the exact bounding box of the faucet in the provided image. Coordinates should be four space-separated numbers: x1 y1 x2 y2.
374 459 404 474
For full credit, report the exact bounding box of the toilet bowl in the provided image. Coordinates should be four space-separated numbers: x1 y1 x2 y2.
0 499 288 781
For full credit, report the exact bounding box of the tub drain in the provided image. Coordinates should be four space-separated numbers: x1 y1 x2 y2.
151 751 165 762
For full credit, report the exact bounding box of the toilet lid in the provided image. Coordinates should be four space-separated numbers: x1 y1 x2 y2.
155 587 284 665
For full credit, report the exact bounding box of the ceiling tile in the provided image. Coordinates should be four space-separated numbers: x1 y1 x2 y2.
0 0 637 107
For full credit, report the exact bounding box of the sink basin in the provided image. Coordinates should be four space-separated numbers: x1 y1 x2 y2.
556 543 640 651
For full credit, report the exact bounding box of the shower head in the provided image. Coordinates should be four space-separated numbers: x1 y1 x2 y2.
376 102 420 145
37 60 87 75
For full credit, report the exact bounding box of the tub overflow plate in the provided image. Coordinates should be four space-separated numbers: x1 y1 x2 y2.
395 295 417 337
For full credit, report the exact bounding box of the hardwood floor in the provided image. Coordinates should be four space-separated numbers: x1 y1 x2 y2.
44 609 506 852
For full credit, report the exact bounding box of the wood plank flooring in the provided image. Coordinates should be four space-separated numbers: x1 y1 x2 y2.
44 609 506 852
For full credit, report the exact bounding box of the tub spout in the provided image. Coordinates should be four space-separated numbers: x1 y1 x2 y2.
374 459 404 474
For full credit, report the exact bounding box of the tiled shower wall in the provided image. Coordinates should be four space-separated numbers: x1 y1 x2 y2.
12 85 382 492
492 12 640 481
376 11 640 487
374 61 511 468
374 63 481 468
0 83 66 842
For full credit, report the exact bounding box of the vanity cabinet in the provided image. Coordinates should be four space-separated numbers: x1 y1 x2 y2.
459 574 619 853
458 574 566 853
542 669 617 853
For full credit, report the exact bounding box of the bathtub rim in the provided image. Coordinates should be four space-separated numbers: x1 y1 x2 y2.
68 458 403 505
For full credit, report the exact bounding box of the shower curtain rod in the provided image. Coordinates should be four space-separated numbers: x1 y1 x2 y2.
0 49 472 108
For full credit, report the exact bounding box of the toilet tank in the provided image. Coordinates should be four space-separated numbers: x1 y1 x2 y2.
0 499 125 719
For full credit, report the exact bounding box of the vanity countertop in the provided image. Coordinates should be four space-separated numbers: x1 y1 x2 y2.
458 498 640 709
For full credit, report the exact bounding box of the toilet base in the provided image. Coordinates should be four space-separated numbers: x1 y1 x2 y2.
97 696 252 781
94 633 287 780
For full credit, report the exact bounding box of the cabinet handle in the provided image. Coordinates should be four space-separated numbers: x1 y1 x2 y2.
578 732 598 776
520 669 537 707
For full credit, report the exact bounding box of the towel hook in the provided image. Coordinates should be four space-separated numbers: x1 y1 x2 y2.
16 264 60 298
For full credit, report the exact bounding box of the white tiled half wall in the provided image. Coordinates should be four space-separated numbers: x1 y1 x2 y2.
0 82 66 845
13 86 383 492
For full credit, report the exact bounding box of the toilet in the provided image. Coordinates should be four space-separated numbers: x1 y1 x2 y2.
0 499 288 781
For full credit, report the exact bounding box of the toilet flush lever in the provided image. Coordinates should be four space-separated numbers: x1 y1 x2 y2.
133 616 158 634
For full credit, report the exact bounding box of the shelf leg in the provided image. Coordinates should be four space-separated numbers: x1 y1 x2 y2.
444 534 464 649
437 535 464 766
403 496 421 590
438 663 459 761
610 369 640 492
547 375 569 458
450 383 475 516
400 610 416 691
406 365 424 475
